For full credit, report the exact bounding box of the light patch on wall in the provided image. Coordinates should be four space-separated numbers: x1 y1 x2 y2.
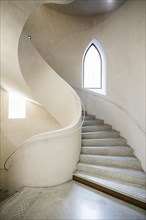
8 93 26 119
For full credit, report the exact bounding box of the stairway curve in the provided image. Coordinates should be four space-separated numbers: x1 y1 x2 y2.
73 113 146 209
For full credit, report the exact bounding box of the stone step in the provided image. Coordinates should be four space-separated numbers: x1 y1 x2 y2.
83 119 104 126
82 124 112 132
82 115 95 120
82 137 127 146
82 130 120 139
81 146 134 156
78 111 146 209
73 171 146 209
77 163 146 186
80 155 141 170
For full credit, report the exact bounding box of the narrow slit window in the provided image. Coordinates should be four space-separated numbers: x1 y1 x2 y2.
8 93 26 119
83 44 102 89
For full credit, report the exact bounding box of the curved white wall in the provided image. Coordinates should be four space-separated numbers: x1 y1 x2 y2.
18 31 81 127
0 88 61 189
1 88 61 168
77 0 146 171
7 128 81 194
1 0 73 98
24 0 145 171
1 0 52 190
1 0 82 193
24 4 94 87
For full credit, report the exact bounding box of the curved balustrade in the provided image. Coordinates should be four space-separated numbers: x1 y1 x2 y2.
1 0 83 194
5 100 85 194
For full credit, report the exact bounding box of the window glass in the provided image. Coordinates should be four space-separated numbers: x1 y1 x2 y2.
83 44 102 89
9 93 26 119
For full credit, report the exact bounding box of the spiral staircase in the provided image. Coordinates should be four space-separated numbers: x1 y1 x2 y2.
1 0 81 196
0 0 145 214
73 112 146 209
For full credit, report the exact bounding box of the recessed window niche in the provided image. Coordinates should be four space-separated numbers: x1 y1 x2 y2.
83 39 106 95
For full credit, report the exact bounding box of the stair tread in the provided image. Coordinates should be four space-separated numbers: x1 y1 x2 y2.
83 119 103 122
82 145 130 147
80 154 141 170
83 137 126 141
83 120 103 123
82 125 112 132
73 171 146 202
78 163 146 177
82 131 120 139
82 130 119 134
81 146 131 149
82 124 111 128
80 154 139 161
83 120 104 126
81 146 133 156
79 112 146 208
82 137 127 146
82 115 95 119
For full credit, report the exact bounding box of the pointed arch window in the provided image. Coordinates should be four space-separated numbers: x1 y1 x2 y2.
83 40 106 95
83 44 102 89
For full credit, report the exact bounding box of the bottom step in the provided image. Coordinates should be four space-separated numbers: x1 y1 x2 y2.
73 171 146 210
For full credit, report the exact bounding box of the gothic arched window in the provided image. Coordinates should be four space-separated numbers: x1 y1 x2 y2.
83 40 106 95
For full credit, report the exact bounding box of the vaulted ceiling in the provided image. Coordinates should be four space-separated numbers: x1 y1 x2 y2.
46 0 126 16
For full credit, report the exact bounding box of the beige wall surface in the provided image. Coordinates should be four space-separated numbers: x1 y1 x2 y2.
24 4 94 87
90 0 146 170
25 0 145 170
0 0 145 189
25 0 145 129
1 0 82 190
0 88 61 170
0 88 60 189
92 0 145 128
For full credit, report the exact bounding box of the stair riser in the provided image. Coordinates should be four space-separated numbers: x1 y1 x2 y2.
82 125 112 132
77 164 145 186
83 120 103 126
82 115 95 120
82 132 120 139
80 156 141 170
82 139 127 146
81 147 134 156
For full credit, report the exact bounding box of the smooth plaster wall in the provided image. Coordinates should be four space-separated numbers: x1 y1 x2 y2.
25 0 145 129
24 4 94 87
92 0 145 128
0 0 50 190
0 0 71 99
1 0 82 191
18 31 81 128
24 0 145 170
0 88 60 188
78 0 146 170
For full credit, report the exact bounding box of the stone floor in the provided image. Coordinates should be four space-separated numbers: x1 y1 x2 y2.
0 181 146 220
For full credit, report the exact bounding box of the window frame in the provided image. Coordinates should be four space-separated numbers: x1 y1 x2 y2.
83 43 102 90
82 39 106 96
